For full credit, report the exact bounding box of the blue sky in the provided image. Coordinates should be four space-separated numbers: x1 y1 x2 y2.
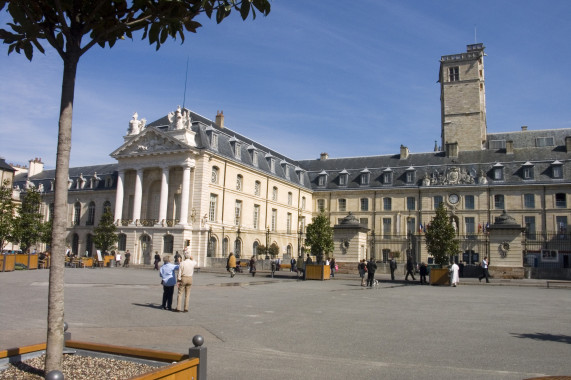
1 0 570 169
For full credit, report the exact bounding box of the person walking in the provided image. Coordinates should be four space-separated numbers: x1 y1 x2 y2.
174 251 182 265
249 256 257 277
389 257 397 281
123 250 131 267
330 257 336 278
290 257 296 272
153 251 161 270
227 252 237 278
479 256 490 283
366 258 377 287
450 261 460 287
159 256 178 310
175 252 197 312
115 251 121 267
405 256 416 281
358 259 367 286
419 262 428 285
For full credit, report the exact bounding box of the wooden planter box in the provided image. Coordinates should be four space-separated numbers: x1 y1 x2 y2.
0 340 201 380
15 254 39 270
1 254 16 272
305 264 331 280
429 268 450 285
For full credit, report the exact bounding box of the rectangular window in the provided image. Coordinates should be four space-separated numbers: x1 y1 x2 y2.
287 213 292 234
254 181 261 196
553 165 562 179
383 218 392 238
494 194 505 209
523 167 534 180
360 218 368 227
524 194 535 209
407 217 416 235
300 217 306 233
317 199 325 212
360 198 369 211
272 187 278 201
383 172 392 184
555 193 567 208
406 171 415 184
339 174 347 186
209 194 217 222
489 140 506 150
253 205 260 229
536 137 554 147
234 200 242 226
288 192 293 206
383 197 392 211
449 66 459 82
556 216 568 235
524 216 536 240
465 217 475 235
211 133 218 150
271 209 277 232
361 173 370 185
338 199 346 212
318 175 326 186
302 197 306 210
434 195 443 209
465 195 475 210
407 197 415 211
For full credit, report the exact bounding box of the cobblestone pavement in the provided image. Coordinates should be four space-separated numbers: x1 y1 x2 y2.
1 267 570 379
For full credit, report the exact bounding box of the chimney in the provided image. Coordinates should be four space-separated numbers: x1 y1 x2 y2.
566 136 571 153
28 158 44 177
320 152 329 161
400 145 409 160
215 110 224 128
445 142 458 158
505 140 514 154
521 125 528 131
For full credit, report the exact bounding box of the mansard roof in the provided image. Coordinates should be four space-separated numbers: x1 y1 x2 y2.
0 158 15 173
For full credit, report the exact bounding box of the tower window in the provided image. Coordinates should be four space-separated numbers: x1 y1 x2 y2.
449 67 459 82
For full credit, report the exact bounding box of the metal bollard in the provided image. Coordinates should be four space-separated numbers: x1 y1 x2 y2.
189 335 207 380
45 370 64 380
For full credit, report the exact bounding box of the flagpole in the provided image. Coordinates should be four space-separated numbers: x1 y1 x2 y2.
182 56 189 109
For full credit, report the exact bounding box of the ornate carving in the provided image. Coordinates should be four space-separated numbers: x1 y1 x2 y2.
498 241 510 257
422 166 476 186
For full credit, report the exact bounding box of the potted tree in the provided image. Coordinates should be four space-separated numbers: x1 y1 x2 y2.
424 203 459 285
304 212 334 280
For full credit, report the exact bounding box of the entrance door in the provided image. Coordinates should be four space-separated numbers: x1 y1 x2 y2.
140 235 152 265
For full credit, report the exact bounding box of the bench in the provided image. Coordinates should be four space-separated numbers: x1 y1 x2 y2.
546 280 571 289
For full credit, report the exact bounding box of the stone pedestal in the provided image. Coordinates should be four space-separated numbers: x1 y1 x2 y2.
332 213 370 263
487 210 525 279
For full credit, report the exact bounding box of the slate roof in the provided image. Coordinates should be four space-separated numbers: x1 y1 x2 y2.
0 158 15 173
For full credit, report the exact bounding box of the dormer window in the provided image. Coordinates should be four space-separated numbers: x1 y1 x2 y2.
265 154 275 173
535 137 554 147
234 142 241 160
522 161 534 180
296 167 304 185
281 160 289 179
493 163 504 181
210 133 218 150
383 168 393 184
247 145 258 166
552 160 563 179
339 169 349 186
318 170 327 187
105 176 113 188
360 169 370 186
405 166 416 184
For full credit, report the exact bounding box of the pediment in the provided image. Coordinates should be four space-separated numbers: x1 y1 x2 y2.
111 128 191 158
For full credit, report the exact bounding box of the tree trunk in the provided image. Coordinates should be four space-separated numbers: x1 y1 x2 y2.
45 51 79 373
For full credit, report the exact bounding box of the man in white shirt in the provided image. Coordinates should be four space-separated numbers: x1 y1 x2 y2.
175 251 197 312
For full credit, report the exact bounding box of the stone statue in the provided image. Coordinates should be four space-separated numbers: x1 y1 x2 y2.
422 174 431 187
128 112 142 135
451 219 457 232
478 170 488 184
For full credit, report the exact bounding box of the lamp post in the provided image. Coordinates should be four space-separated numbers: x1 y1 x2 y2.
207 226 212 257
265 226 270 260
235 227 241 258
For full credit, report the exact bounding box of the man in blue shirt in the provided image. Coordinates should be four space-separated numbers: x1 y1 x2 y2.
159 256 179 310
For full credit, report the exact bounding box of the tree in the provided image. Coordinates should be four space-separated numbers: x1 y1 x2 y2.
14 187 46 253
424 203 460 266
0 0 270 372
92 211 118 255
268 242 279 258
0 179 17 252
304 212 334 264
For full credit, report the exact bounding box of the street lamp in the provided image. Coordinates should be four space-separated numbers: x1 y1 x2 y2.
235 227 241 258
265 226 270 259
207 226 212 257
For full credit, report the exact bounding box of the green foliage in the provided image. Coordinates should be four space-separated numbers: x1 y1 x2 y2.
304 212 334 263
14 187 46 253
256 244 266 257
268 242 279 258
424 203 460 266
0 179 17 251
92 211 118 255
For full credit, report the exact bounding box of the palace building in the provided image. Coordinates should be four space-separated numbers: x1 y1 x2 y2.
11 43 571 274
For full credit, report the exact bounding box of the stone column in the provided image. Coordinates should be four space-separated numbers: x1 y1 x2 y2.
131 168 143 225
178 164 192 226
114 170 124 224
157 166 169 226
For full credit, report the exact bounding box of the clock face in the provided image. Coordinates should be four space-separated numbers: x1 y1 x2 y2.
449 194 459 204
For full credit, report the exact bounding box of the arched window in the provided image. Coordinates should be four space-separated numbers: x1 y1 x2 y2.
118 233 127 251
272 186 278 201
236 174 243 191
254 180 261 196
103 201 112 215
72 233 79 255
287 244 292 257
222 237 229 257
86 201 96 225
234 238 242 258
163 235 174 254
208 236 217 257
211 166 219 184
74 202 81 226
85 234 93 256
253 241 259 256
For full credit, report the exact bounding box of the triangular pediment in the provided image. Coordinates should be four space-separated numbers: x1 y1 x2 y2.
110 128 191 158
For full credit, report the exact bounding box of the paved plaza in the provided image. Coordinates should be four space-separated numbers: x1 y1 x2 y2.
1 267 570 379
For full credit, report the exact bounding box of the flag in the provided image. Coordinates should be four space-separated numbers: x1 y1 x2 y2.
419 223 423 233
478 223 482 233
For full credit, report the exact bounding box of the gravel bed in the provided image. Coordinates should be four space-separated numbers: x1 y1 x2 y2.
0 354 158 379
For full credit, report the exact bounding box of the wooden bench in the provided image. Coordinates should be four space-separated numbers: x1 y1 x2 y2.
546 280 571 289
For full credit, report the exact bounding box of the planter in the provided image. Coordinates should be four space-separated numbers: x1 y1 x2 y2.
305 264 331 280
15 254 39 270
429 268 450 285
1 254 16 272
